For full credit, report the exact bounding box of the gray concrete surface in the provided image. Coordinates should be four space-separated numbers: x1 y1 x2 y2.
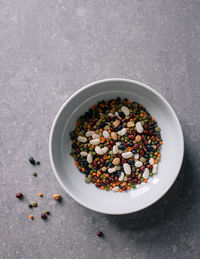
1 0 200 258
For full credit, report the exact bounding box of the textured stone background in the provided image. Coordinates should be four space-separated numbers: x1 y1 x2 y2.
1 0 200 258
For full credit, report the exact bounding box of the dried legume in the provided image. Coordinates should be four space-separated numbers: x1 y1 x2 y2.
16 193 23 199
70 98 162 192
29 215 34 220
31 201 37 207
41 213 46 219
32 172 37 177
52 194 62 201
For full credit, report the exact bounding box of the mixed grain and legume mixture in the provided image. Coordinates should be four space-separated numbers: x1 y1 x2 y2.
70 98 162 192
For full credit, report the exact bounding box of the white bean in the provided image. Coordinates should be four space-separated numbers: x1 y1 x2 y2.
116 142 121 146
143 168 149 179
102 147 108 154
118 128 127 136
112 186 119 192
108 113 114 117
149 158 154 165
85 131 95 137
152 164 158 174
121 106 130 116
90 139 100 145
118 172 124 181
77 136 87 143
92 134 100 139
108 167 116 173
135 160 143 168
136 122 144 133
80 151 88 156
134 154 139 160
123 163 131 175
113 145 119 154
103 130 110 139
87 153 93 163
122 152 133 159
95 146 104 155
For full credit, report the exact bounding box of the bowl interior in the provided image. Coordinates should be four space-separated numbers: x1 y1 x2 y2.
50 79 183 214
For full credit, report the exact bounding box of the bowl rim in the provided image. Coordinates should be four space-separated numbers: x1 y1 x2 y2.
49 78 184 215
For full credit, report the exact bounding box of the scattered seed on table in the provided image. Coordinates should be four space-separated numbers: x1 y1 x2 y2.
29 215 34 220
32 172 37 177
38 193 43 197
45 210 50 215
36 161 40 165
29 157 36 166
52 194 62 201
31 201 37 207
41 213 46 219
16 193 23 199
28 203 33 208
97 231 103 237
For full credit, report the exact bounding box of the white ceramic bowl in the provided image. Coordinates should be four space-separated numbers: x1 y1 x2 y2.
49 78 184 215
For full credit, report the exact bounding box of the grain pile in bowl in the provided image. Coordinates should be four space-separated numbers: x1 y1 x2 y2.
70 98 162 192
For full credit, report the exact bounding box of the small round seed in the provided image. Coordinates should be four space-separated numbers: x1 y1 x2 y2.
85 177 91 183
29 215 34 220
31 201 38 207
16 193 23 199
41 213 46 219
32 172 37 177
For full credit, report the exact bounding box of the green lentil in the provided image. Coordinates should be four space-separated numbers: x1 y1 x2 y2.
85 178 90 183
140 157 146 163
155 127 161 132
